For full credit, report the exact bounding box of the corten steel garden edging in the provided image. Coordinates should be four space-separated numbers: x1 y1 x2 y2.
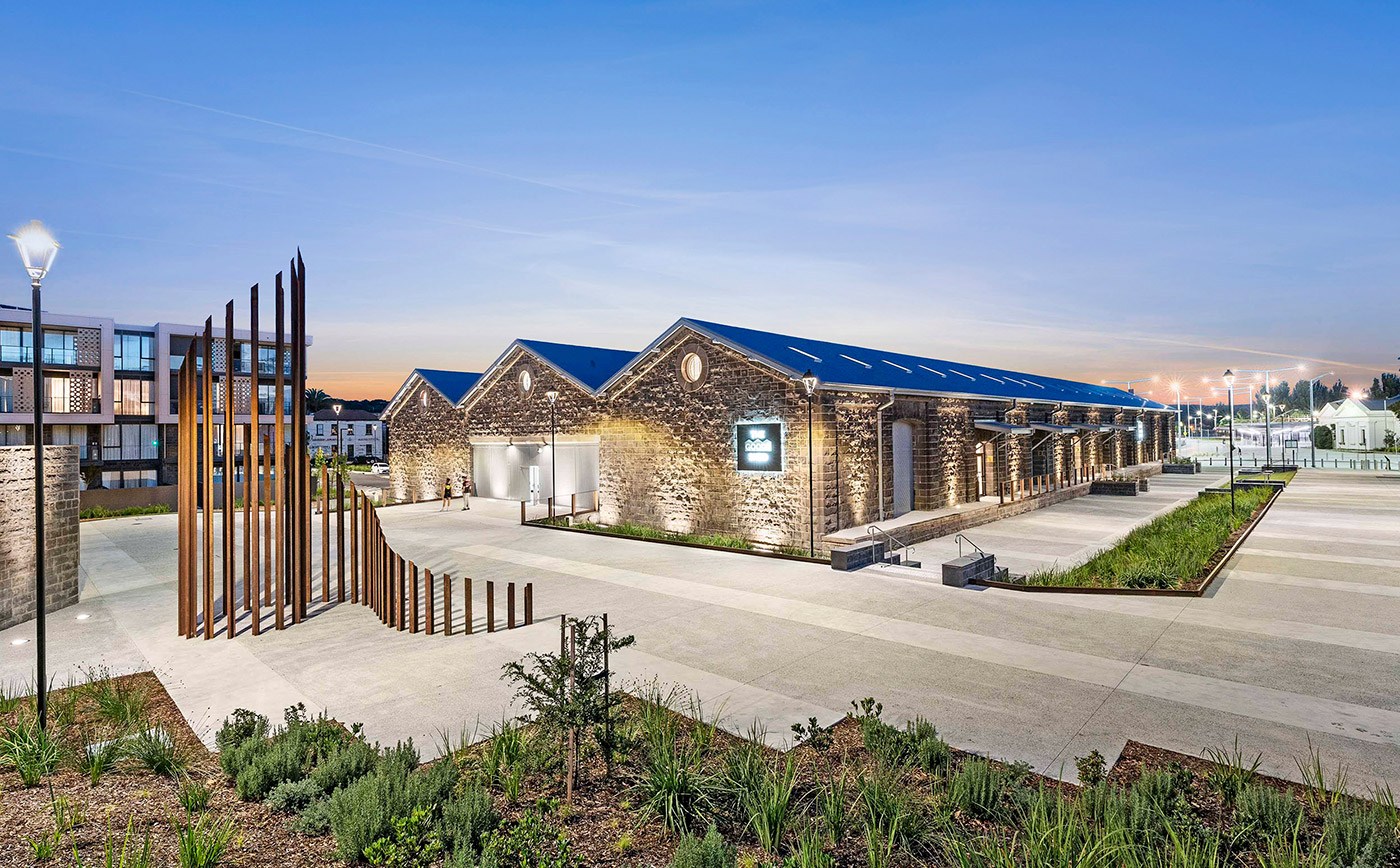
525 518 830 565
974 485 1282 599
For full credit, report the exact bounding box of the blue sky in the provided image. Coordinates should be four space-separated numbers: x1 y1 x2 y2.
3 1 1396 398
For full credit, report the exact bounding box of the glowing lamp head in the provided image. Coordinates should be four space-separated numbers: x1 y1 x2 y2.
9 220 59 282
332 402 343 415
1222 369 1235 388
801 369 818 397
545 389 559 405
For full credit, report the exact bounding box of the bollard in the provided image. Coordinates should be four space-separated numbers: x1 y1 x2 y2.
524 583 533 625
409 562 418 633
487 582 496 632
508 582 516 629
520 500 526 524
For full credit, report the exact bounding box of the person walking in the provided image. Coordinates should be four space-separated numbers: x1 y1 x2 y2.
441 477 452 511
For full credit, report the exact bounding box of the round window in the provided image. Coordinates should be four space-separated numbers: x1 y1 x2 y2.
681 352 704 383
518 368 534 397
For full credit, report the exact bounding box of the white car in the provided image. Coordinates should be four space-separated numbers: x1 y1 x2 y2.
370 461 390 476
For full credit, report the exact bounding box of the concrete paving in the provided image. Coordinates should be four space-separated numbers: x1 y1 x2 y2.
2 470 1397 792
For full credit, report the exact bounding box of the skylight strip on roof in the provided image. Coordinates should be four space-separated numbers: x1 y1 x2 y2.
980 374 1004 384
948 368 977 381
839 353 872 369
1022 379 1045 389
789 346 822 363
917 365 946 377
882 360 912 373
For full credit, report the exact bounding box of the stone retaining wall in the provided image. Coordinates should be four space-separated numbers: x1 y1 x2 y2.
0 446 81 630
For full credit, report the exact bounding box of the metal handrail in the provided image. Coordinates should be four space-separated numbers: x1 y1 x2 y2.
867 525 913 567
954 533 984 559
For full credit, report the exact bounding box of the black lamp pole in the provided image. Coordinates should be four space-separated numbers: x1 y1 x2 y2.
546 390 559 519
1224 370 1236 518
10 221 58 731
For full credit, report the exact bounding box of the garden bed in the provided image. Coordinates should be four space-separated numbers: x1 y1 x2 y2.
529 517 830 563
989 484 1280 594
4 637 1396 868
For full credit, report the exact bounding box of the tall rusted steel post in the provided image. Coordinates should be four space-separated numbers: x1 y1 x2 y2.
223 301 236 637
177 345 192 637
263 434 272 605
336 472 345 602
349 483 358 603
202 318 215 640
296 254 310 620
321 463 330 603
244 424 256 634
249 284 261 626
273 274 286 630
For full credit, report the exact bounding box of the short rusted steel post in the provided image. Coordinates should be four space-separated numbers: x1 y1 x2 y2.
520 500 526 524
397 554 406 631
464 578 473 635
425 569 435 634
486 581 496 632
443 574 453 636
409 562 419 633
507 581 516 629
524 583 533 625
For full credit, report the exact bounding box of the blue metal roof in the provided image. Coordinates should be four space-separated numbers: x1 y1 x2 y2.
517 340 638 392
415 369 481 405
681 319 1168 411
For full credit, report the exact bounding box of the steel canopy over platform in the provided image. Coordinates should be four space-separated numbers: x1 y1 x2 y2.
1031 422 1078 434
975 419 1034 435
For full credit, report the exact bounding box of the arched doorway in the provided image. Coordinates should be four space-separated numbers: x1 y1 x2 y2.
892 420 915 516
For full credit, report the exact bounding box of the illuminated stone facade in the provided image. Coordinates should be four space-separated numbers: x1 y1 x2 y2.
0 446 80 630
464 346 606 441
384 378 470 503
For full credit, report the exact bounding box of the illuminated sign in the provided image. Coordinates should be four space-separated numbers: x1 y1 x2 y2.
736 422 783 471
1135 420 1145 442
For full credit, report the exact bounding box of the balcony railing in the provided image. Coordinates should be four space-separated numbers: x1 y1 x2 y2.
1 347 78 365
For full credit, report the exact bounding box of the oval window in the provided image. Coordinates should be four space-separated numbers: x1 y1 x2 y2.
681 352 704 383
518 369 533 395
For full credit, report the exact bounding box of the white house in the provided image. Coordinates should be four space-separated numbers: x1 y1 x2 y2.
307 408 387 460
1316 396 1399 450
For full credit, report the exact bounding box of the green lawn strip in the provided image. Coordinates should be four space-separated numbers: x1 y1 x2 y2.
79 504 172 520
543 517 823 560
1237 470 1296 484
1021 486 1274 590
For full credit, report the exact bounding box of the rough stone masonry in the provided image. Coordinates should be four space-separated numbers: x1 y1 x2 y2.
0 446 80 631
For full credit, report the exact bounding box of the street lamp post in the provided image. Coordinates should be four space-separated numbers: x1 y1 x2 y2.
1223 370 1236 517
332 402 343 458
9 220 60 730
1237 365 1304 468
1304 372 1333 468
545 390 559 519
801 370 818 557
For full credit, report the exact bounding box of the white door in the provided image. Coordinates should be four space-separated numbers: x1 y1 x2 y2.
892 421 914 516
527 465 540 504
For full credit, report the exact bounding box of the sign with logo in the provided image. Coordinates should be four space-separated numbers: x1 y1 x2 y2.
736 422 783 471
1283 438 1299 448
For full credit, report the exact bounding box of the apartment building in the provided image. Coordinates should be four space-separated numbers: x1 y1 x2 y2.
0 304 309 489
307 408 387 460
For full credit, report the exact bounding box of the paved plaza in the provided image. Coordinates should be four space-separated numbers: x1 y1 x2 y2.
2 469 1397 789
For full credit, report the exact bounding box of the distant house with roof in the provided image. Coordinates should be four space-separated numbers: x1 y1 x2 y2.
1315 395 1400 450
307 407 386 460
381 368 482 501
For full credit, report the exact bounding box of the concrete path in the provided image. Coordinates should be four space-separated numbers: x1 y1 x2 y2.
2 470 1396 792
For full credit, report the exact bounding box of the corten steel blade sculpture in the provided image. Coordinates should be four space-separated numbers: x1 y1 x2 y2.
174 256 317 639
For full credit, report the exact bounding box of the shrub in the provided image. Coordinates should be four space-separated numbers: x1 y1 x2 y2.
364 806 443 868
481 808 576 868
326 755 457 860
235 734 307 799
1321 802 1393 868
266 777 325 814
215 709 269 755
670 823 733 868
1 714 63 786
1236 785 1302 841
1075 750 1107 787
129 726 186 777
787 824 834 868
438 784 499 856
79 669 150 728
1312 426 1334 450
1204 736 1262 808
80 504 171 520
818 772 849 844
179 775 213 813
310 739 379 793
857 770 923 851
295 798 334 836
949 759 1010 821
175 813 237 868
